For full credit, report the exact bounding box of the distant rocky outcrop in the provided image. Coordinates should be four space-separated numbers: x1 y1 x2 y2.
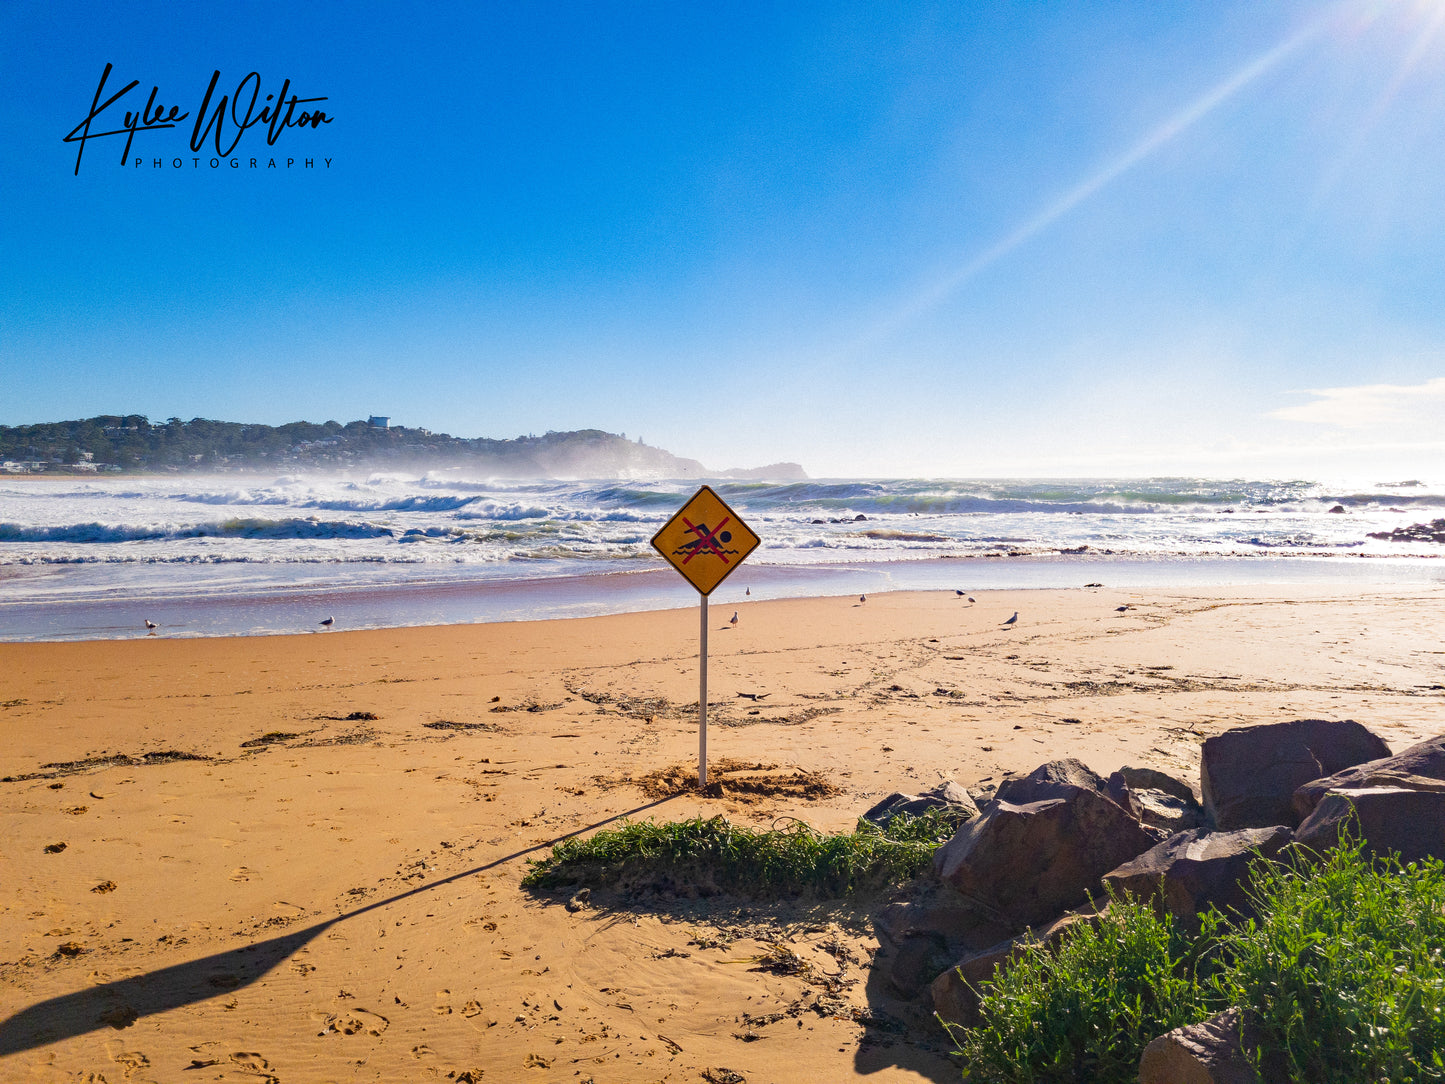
1368 517 1445 543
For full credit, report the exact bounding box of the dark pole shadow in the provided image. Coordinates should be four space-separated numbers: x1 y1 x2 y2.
0 794 680 1057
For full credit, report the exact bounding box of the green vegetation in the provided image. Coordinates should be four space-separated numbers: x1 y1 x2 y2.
952 836 1445 1084
1214 840 1445 1083
953 890 1214 1083
521 808 968 897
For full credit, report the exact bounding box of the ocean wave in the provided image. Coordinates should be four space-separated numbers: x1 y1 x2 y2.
171 488 293 506
302 494 485 513
0 517 399 543
858 529 952 542
453 503 559 521
4 476 1442 585
512 544 651 561
1318 493 1445 509
7 552 420 565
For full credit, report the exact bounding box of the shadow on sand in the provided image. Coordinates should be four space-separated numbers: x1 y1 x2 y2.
522 873 960 1082
0 795 680 1058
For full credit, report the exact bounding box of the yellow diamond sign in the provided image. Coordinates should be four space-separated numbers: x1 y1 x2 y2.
651 485 760 596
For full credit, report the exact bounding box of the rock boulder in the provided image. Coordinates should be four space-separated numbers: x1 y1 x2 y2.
861 780 980 828
1293 785 1445 865
933 788 1156 931
872 897 1011 954
995 758 1104 804
1102 826 1289 929
1138 1008 1264 1084
1118 765 1199 804
1201 719 1389 830
1292 733 1445 820
1132 788 1209 834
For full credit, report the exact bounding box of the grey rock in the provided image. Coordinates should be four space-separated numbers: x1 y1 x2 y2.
1138 1008 1262 1084
994 758 1105 805
1368 517 1445 544
1103 826 1289 929
1118 764 1200 804
1104 770 1142 820
1133 788 1209 833
860 780 980 828
1294 785 1445 865
887 931 954 998
872 898 1011 954
1201 719 1390 830
1292 733 1445 820
933 788 1156 930
929 780 982 819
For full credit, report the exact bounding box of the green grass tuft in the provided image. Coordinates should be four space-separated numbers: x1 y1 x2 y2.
952 889 1217 1084
521 806 966 897
1215 838 1445 1083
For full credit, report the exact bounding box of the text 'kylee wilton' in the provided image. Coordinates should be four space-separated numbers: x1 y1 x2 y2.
64 63 334 175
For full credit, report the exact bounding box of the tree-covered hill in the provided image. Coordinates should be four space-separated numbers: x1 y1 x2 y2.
0 416 806 479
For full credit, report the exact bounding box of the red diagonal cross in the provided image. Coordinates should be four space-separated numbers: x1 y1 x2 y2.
680 515 731 565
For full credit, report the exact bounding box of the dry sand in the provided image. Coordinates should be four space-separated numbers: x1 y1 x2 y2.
2 584 1443 1083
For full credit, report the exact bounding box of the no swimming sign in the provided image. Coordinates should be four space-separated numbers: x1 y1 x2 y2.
650 485 759 595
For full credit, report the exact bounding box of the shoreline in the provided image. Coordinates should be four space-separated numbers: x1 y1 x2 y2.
2 585 1442 1081
3 551 1443 643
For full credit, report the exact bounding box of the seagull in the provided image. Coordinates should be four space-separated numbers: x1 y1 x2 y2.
859 594 867 603
144 619 157 631
730 611 738 627
1002 612 1018 625
1115 605 1130 613
967 596 976 603
955 589 966 597
320 616 334 628
745 587 750 596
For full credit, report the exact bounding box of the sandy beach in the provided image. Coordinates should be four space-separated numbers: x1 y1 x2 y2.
2 584 1443 1083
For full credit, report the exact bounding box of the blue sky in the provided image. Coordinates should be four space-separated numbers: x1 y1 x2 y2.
3 0 1445 479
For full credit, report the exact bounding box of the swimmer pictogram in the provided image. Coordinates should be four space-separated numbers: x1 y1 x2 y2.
651 486 759 595
675 515 738 564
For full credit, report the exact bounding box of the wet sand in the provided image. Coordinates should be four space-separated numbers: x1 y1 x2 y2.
2 585 1442 1082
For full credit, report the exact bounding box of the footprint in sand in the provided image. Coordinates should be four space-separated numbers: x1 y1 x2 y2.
433 990 453 1015
317 1009 389 1037
229 867 257 882
227 1052 280 1083
103 1045 150 1079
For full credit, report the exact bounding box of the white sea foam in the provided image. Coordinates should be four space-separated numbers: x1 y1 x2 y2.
2 473 1442 620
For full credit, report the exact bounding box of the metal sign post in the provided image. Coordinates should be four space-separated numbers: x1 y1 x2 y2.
699 593 708 785
650 486 760 788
